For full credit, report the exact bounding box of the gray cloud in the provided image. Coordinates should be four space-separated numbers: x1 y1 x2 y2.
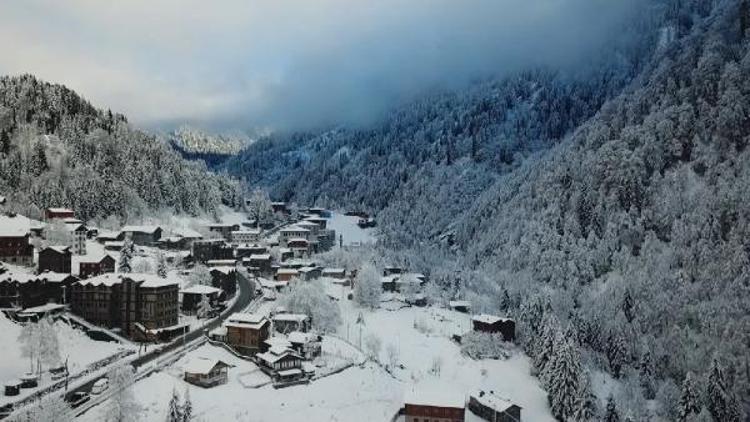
0 0 643 132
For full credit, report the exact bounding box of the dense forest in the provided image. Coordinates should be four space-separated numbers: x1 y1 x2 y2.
0 75 242 222
226 1 750 420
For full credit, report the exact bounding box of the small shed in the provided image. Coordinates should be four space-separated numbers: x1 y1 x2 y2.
183 358 231 388
472 314 516 342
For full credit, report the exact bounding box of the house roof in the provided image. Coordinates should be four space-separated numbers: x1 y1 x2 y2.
231 229 261 235
76 273 121 287
181 285 222 295
272 313 309 323
225 312 268 329
76 273 179 289
280 226 309 233
0 214 37 237
78 253 113 264
44 245 71 254
288 331 317 344
210 266 235 275
322 268 345 274
121 225 161 234
256 349 301 365
469 390 518 413
264 337 292 349
472 314 512 324
183 357 231 375
47 207 73 213
276 269 299 275
249 254 271 260
449 300 471 308
404 389 466 409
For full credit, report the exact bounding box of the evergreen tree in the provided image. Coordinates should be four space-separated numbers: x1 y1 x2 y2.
606 331 627 379
572 372 598 421
166 388 182 422
639 350 656 400
155 251 168 278
533 314 559 380
181 388 192 422
499 288 511 310
118 239 134 273
604 395 620 422
677 372 701 422
622 289 634 323
706 357 741 422
547 337 582 420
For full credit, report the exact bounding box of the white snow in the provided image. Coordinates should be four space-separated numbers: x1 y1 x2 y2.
326 212 376 246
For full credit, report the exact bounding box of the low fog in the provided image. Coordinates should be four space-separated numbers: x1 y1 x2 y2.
0 0 644 131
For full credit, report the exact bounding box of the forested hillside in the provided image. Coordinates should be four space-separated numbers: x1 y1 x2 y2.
227 1 750 420
169 126 251 167
0 75 241 222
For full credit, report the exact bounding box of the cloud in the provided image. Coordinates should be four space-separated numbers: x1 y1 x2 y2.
0 0 643 132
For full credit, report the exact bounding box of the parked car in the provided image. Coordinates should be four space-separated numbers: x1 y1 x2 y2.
91 378 109 395
0 404 13 420
68 392 90 408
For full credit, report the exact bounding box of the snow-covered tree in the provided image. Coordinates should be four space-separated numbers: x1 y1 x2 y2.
105 363 139 422
353 263 381 309
189 264 212 287
572 372 597 422
155 251 168 278
181 388 192 422
547 337 582 420
604 395 620 422
166 388 182 422
245 188 273 227
18 322 39 373
196 294 212 319
677 372 701 422
364 333 381 361
639 349 655 400
706 357 740 422
118 239 134 273
281 279 341 333
606 331 627 379
44 219 72 249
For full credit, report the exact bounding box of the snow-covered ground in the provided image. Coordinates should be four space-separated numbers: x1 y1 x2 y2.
0 314 126 405
79 295 553 422
326 213 376 246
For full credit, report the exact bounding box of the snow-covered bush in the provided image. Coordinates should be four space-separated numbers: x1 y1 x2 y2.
281 279 341 333
460 331 511 360
353 263 381 309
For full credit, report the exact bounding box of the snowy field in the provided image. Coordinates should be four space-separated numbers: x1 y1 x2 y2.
326 213 376 246
0 314 125 405
80 298 554 422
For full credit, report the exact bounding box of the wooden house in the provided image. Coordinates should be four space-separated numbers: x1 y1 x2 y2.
45 208 75 220
272 313 310 334
121 226 162 246
467 390 522 422
79 254 115 278
38 246 72 274
471 314 516 342
404 390 466 422
192 239 233 263
275 268 299 282
181 284 222 313
0 214 34 266
224 312 270 354
183 358 231 388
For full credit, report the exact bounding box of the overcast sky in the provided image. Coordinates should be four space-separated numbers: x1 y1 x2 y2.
0 1 641 132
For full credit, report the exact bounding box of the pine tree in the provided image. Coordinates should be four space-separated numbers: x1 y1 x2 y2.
677 372 701 421
572 372 598 421
196 294 212 319
547 337 582 420
181 388 192 422
706 357 741 422
622 289 634 323
499 288 511 310
156 251 168 278
604 395 620 422
533 314 559 380
166 388 182 422
118 239 134 273
606 331 627 378
639 350 655 400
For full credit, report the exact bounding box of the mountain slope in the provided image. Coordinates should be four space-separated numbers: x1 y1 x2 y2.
0 75 241 222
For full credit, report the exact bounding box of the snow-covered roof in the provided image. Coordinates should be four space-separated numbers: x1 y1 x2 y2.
298 266 318 273
231 229 261 235
225 313 268 329
256 349 301 365
277 368 302 377
181 285 221 295
381 275 399 284
472 314 512 325
76 273 121 287
97 231 121 240
287 238 309 244
295 221 319 228
272 313 309 323
121 225 161 234
37 271 75 283
76 273 180 289
210 266 236 276
173 228 203 239
469 390 518 413
78 253 113 264
288 331 317 344
322 268 345 274
248 254 271 260
265 337 292 349
404 389 466 409
21 303 66 314
47 207 73 213
183 358 230 375
0 214 36 237
280 226 310 233
449 300 471 308
276 269 299 275
206 259 237 266
44 245 71 254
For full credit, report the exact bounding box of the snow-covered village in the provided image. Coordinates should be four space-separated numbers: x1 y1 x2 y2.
0 1 749 421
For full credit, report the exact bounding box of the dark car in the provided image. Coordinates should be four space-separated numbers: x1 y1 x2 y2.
0 404 13 420
68 391 90 409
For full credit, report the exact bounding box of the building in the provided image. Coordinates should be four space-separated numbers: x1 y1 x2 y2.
45 208 75 220
79 254 116 278
288 331 322 359
271 202 288 214
96 231 124 244
207 223 240 241
235 244 267 259
0 215 35 266
275 268 299 282
256 345 304 376
224 312 270 354
246 254 272 275
192 239 233 263
272 313 310 334
180 284 222 314
316 229 336 252
467 390 521 422
38 246 72 274
183 358 231 388
65 223 87 255
0 270 76 309
449 300 471 313
278 226 311 246
69 273 179 339
321 268 346 279
298 266 321 281
471 315 516 342
121 226 162 246
230 229 261 245
404 390 466 422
